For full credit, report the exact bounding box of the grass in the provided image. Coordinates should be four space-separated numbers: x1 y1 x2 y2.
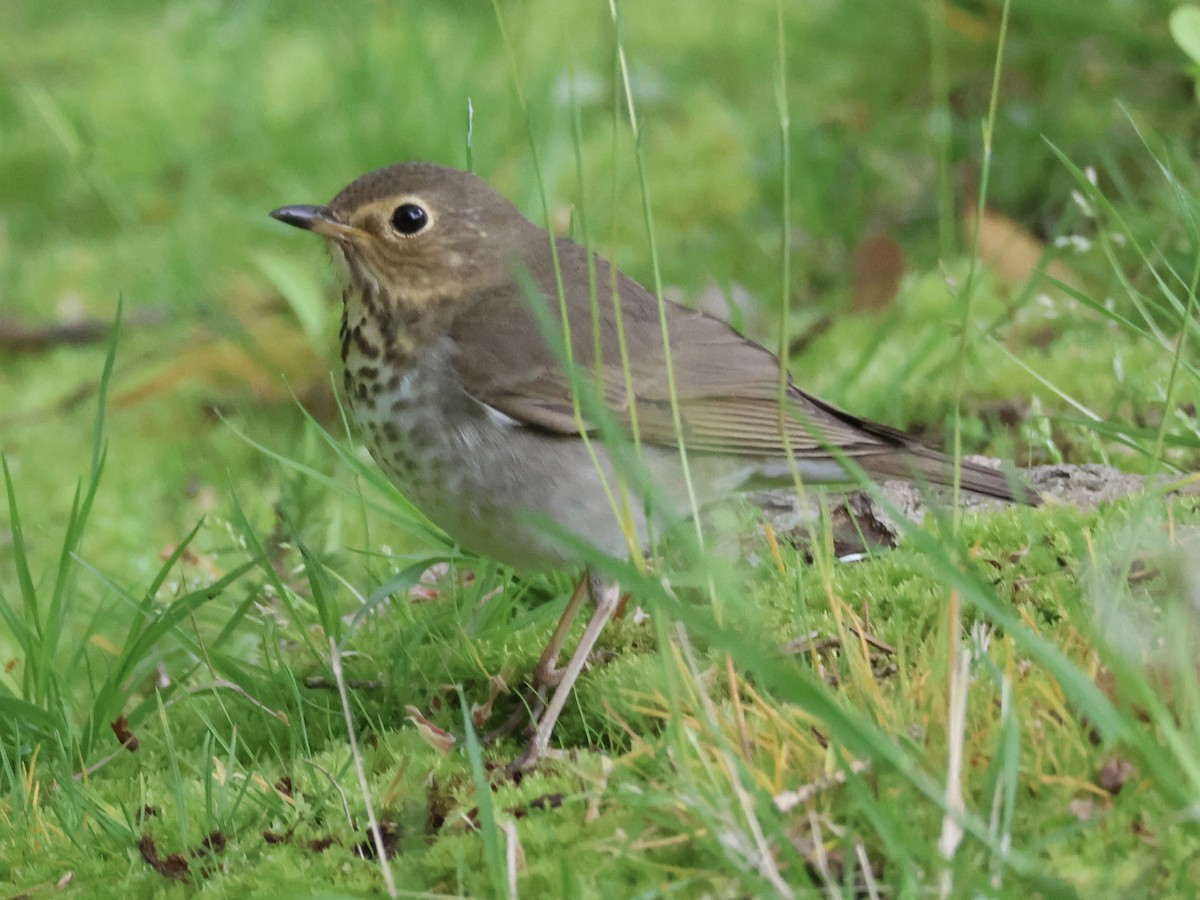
2 0 1200 895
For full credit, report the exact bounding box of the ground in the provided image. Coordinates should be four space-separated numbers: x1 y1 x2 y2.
1 2 1199 896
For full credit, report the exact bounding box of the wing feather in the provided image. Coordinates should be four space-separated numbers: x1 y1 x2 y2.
449 235 900 459
446 235 1037 503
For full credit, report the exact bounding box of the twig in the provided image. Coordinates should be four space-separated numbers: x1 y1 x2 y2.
773 759 871 813
306 760 355 827
330 636 397 898
855 838 882 900
938 591 971 900
781 626 896 657
499 818 524 897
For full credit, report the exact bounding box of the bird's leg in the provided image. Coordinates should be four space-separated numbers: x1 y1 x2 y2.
481 688 547 746
534 571 591 689
508 570 620 774
483 571 601 745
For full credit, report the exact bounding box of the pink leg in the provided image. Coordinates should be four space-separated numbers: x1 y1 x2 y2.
509 571 620 774
534 572 591 689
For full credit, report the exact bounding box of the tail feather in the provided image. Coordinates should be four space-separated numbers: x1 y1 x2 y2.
856 446 1041 506
795 390 1040 506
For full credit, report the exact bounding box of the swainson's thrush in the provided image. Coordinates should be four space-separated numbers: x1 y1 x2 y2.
271 162 1038 771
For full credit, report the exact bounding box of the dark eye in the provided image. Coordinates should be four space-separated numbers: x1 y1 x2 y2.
391 202 429 236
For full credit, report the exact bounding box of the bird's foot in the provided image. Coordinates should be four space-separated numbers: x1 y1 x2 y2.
506 738 565 777
481 685 547 746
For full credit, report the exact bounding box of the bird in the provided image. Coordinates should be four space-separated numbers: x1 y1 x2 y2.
270 162 1038 771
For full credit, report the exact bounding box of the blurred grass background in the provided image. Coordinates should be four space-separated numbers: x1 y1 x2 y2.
3 0 1194 544
2 0 1199 895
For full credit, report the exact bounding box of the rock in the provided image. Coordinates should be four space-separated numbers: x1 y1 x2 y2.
754 462 1198 556
1026 463 1167 510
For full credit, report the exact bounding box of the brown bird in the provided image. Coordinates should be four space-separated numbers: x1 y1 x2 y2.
271 162 1037 771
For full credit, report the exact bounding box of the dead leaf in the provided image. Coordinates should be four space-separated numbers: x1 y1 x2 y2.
849 232 906 313
405 705 456 754
471 674 510 729
111 715 139 752
137 835 190 882
1097 757 1135 795
960 203 1079 292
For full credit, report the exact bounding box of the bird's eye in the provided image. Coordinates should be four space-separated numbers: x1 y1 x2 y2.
390 202 429 236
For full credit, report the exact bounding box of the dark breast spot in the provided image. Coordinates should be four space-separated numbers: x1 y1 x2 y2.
378 310 399 347
351 325 380 359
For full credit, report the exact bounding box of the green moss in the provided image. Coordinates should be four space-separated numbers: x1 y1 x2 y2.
4 0 1200 895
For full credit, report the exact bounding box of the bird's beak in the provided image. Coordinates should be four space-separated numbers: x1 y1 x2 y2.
270 205 365 240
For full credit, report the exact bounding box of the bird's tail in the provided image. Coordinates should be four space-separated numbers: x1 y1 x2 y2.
856 445 1041 506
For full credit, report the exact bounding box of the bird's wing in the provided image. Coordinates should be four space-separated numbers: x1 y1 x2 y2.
449 235 1033 504
449 235 897 460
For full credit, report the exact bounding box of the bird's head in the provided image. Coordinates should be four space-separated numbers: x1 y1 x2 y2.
271 162 538 308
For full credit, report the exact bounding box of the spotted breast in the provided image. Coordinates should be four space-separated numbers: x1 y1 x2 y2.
339 293 666 572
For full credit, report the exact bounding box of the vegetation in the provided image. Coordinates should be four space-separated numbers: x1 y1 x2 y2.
1 1 1198 895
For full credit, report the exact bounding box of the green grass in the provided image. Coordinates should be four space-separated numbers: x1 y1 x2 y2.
2 0 1200 895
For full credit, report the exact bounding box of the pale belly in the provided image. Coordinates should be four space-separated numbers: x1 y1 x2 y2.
346 355 677 571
